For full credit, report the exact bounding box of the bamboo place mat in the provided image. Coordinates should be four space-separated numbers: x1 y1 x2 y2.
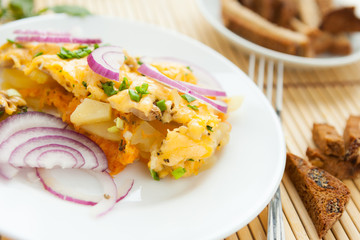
1 0 360 239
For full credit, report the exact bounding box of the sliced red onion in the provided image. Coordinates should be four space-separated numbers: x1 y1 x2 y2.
177 81 226 97
25 144 85 168
140 56 224 92
2 127 106 171
14 30 72 37
0 112 67 144
10 135 99 170
88 170 117 217
0 112 67 179
15 36 101 44
87 46 124 81
36 168 134 215
138 64 228 113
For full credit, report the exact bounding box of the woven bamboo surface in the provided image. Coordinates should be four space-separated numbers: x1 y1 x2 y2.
1 0 360 239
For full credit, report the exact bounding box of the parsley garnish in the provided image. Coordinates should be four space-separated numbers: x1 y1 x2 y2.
119 77 130 91
82 81 87 88
187 104 199 111
57 46 92 59
181 94 196 103
171 167 186 179
150 169 160 181
101 81 118 96
156 100 166 111
33 52 43 58
206 125 213 132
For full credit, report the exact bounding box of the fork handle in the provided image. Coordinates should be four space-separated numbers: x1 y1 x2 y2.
267 187 285 240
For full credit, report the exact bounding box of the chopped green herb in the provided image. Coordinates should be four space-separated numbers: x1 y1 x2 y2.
187 104 199 111
124 55 128 60
101 81 118 96
129 89 140 102
129 83 149 102
137 60 143 65
135 83 149 95
94 43 99 49
107 126 119 133
186 66 193 72
33 52 43 58
156 99 167 111
206 125 213 132
57 46 92 59
59 70 62 73
7 39 23 48
171 167 186 179
16 105 28 114
150 169 160 181
187 158 195 162
72 84 75 87
119 77 130 91
181 94 196 103
82 81 87 88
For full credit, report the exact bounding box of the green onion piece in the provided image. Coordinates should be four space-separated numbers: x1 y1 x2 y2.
119 77 130 91
187 104 199 111
15 43 23 48
7 39 15 44
206 125 213 132
82 81 87 88
171 167 186 179
156 100 167 111
107 126 119 133
115 117 124 130
135 83 149 95
129 89 140 102
150 169 160 181
181 94 196 103
94 43 99 49
137 60 143 65
186 66 193 72
57 46 92 59
101 81 118 96
187 159 195 162
33 52 43 58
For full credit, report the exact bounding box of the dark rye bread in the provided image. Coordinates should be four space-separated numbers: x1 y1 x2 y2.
312 123 345 157
306 147 355 179
286 153 350 238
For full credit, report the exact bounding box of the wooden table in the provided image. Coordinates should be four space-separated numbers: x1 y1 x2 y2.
2 0 360 239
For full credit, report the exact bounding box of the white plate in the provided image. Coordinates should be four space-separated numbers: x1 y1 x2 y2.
196 0 360 68
0 15 285 240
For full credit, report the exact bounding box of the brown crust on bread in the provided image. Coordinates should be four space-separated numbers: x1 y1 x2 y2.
312 123 345 157
222 0 310 56
320 7 360 33
343 115 360 149
286 153 350 238
306 147 356 179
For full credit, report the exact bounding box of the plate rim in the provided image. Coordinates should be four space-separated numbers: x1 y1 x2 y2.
0 14 286 240
196 0 360 68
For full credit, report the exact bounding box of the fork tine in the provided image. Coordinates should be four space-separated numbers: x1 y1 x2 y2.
266 60 274 101
248 53 256 80
275 61 284 118
257 57 265 91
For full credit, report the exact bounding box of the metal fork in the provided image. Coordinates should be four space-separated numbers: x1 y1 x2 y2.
248 54 285 240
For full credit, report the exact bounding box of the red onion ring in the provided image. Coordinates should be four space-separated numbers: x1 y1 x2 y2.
14 29 72 37
140 56 225 93
138 64 228 113
87 46 124 81
15 36 101 44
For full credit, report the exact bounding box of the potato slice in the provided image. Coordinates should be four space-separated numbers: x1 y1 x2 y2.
70 98 111 126
81 121 122 141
